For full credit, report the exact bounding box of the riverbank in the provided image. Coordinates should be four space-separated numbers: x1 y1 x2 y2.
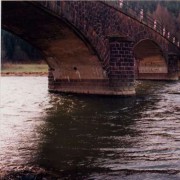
1 72 48 76
1 63 48 76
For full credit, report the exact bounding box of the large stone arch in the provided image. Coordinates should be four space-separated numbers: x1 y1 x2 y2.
2 1 107 81
133 39 168 80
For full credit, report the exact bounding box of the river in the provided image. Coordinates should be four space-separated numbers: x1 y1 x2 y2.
0 76 180 179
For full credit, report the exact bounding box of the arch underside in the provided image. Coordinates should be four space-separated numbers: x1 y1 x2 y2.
134 39 169 80
2 1 106 82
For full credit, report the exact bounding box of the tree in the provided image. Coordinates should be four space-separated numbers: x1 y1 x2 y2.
153 3 176 34
1 30 41 63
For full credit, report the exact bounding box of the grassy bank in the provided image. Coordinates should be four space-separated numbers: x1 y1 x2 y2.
1 63 48 76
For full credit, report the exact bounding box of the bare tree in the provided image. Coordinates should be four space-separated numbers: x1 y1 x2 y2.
153 3 176 34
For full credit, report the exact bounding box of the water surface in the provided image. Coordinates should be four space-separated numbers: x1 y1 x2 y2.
0 77 180 179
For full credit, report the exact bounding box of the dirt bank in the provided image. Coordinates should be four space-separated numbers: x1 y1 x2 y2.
1 72 48 77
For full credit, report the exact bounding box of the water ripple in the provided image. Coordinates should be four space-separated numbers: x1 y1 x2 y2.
0 77 180 179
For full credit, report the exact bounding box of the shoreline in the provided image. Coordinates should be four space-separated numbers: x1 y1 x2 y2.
1 72 48 77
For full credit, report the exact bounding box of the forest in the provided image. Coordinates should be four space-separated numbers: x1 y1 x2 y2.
127 1 180 37
1 30 42 63
1 1 180 63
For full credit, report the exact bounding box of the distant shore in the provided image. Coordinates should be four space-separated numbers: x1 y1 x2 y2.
1 72 48 76
1 63 48 76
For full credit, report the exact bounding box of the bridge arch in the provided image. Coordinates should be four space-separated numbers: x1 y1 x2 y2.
133 39 168 80
2 1 107 82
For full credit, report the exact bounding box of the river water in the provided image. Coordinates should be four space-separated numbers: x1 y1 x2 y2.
0 76 180 179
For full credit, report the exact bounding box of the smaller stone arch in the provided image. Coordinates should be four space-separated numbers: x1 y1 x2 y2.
133 39 168 80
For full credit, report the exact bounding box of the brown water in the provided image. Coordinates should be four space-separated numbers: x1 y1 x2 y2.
0 77 180 179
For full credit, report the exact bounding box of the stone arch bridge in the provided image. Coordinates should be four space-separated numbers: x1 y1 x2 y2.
2 1 180 95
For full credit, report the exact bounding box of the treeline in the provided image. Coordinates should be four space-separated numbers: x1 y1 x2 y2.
127 1 180 38
1 1 180 63
127 1 180 17
1 30 42 64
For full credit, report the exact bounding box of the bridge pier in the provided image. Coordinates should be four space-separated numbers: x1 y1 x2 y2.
178 57 180 79
108 36 135 95
168 53 179 80
48 36 136 96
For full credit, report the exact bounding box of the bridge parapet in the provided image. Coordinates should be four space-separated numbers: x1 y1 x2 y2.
37 0 180 54
104 1 180 51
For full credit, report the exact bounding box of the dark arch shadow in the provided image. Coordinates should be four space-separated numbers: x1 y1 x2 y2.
133 39 168 80
1 1 104 81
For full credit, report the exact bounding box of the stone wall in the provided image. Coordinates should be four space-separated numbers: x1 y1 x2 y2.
109 36 134 92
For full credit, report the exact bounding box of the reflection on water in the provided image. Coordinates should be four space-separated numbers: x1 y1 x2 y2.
0 77 180 179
